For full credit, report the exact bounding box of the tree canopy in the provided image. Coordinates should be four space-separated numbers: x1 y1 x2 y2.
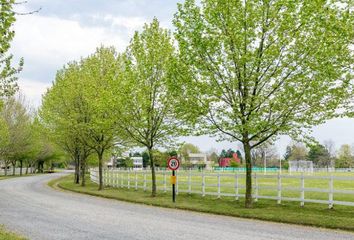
173 0 353 207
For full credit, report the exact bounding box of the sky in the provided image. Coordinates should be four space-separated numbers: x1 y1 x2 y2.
10 0 354 156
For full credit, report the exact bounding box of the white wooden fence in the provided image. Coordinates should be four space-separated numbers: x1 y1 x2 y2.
90 168 354 208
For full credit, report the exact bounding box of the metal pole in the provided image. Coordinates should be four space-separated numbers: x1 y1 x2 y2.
172 170 176 203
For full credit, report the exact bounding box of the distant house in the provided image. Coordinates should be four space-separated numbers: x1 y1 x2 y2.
107 156 143 170
182 153 213 170
219 153 241 167
131 157 143 170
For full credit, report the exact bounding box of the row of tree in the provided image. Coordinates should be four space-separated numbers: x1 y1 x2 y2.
0 95 64 175
284 142 354 168
35 0 353 209
0 1 64 175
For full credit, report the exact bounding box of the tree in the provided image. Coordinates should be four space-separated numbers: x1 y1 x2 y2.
114 19 180 197
1 95 32 176
209 152 218 164
0 0 23 98
307 143 331 167
283 146 292 161
288 142 308 161
173 0 353 207
251 142 278 167
336 144 354 168
78 47 120 190
179 143 200 161
40 62 93 185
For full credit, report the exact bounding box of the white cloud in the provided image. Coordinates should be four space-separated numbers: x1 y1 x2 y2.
12 14 128 69
18 78 51 108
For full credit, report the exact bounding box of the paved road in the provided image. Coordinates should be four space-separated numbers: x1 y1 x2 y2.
0 174 354 240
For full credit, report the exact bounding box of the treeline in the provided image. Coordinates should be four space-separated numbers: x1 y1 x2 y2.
37 0 353 210
284 142 354 168
0 95 65 176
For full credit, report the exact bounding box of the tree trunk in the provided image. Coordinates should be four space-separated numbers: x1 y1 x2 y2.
12 163 15 176
81 157 86 187
25 163 29 175
4 162 7 176
98 150 104 191
20 160 23 176
148 148 157 197
243 140 253 208
74 155 80 184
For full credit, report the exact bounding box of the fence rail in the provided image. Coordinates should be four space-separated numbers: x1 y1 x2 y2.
90 168 354 208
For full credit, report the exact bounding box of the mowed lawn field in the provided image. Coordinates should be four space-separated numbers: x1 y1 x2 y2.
97 170 354 204
54 172 354 231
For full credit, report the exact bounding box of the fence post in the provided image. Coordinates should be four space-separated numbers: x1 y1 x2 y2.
277 172 282 204
300 172 305 207
115 171 118 188
135 171 138 190
188 169 192 194
121 170 124 188
144 170 147 191
217 172 221 198
329 175 334 209
202 171 205 197
128 169 130 189
235 172 239 200
103 169 106 186
110 169 113 186
163 170 167 193
254 172 258 202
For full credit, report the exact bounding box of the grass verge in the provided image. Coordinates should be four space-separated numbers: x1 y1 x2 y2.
50 175 354 232
0 225 27 240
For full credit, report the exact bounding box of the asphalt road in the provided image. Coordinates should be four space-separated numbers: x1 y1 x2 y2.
0 174 354 240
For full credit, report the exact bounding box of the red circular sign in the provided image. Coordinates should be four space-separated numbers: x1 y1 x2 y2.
167 157 180 171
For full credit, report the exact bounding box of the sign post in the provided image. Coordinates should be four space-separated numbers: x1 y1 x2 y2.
167 157 180 203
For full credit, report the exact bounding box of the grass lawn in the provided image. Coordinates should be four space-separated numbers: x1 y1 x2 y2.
51 174 354 232
97 170 354 203
0 225 26 240
0 173 41 181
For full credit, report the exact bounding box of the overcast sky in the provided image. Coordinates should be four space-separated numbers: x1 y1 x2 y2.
11 0 354 156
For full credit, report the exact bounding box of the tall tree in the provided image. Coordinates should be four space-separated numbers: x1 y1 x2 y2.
307 143 331 167
173 0 353 207
0 0 23 98
1 95 32 176
288 142 308 161
40 62 92 185
114 19 180 197
336 144 354 168
179 143 201 161
79 47 120 190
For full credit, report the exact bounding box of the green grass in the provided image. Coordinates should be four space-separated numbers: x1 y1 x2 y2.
0 173 42 181
0 225 27 240
51 174 354 232
98 170 354 203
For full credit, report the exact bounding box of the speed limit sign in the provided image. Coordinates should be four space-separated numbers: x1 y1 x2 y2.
167 157 180 171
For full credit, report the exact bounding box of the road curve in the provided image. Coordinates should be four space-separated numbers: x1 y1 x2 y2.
0 173 354 240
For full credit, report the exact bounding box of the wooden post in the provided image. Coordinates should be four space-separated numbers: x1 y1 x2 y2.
329 175 334 209
235 172 239 200
127 169 130 189
202 171 205 197
300 172 305 207
135 171 138 190
217 172 221 199
277 172 282 204
188 169 192 194
163 170 167 193
143 169 147 191
254 172 258 202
